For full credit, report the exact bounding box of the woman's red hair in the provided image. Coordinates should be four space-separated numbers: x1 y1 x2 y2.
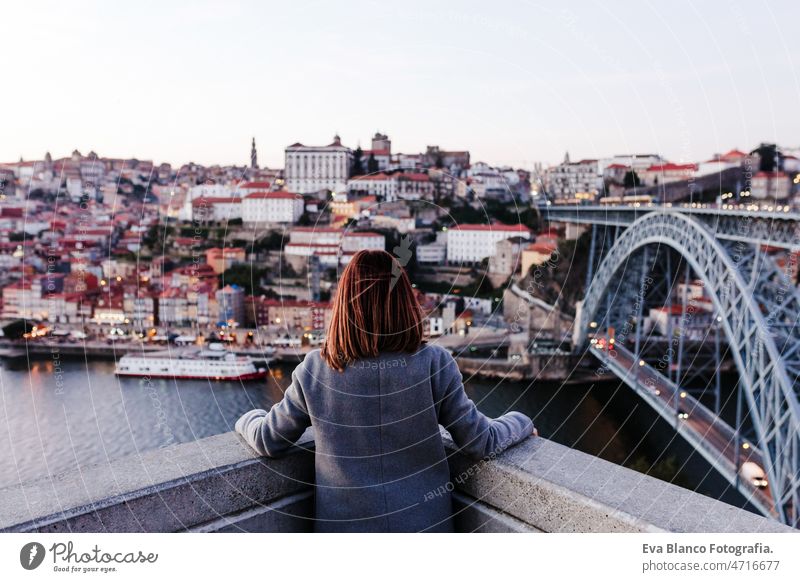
321 249 423 371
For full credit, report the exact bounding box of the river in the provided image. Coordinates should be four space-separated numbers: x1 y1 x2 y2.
0 356 750 510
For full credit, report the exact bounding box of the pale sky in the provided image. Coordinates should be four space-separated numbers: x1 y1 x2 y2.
3 0 799 169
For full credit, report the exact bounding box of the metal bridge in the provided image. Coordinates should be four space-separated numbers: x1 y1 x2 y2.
546 206 800 527
546 204 800 249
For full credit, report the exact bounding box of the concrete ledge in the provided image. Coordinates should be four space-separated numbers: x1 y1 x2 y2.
444 436 792 533
452 492 541 533
0 431 314 533
0 429 792 533
189 491 314 533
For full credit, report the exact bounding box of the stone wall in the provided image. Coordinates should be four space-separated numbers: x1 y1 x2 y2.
0 431 791 533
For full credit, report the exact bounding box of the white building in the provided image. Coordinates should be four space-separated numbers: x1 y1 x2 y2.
347 171 433 201
544 154 601 201
362 132 392 172
639 163 697 186
446 224 531 264
458 162 519 198
347 173 395 199
191 197 242 222
696 149 749 177
286 228 385 251
187 183 233 201
288 227 343 245
242 192 304 223
285 135 352 195
341 232 385 253
284 228 385 267
416 243 447 264
235 181 272 197
751 171 791 200
598 154 665 176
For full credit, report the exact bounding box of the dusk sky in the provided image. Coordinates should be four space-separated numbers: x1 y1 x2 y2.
4 0 799 169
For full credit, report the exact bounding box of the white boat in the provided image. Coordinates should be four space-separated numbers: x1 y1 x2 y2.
115 347 267 381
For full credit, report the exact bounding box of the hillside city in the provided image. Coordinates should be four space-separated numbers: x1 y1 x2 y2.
1 134 798 359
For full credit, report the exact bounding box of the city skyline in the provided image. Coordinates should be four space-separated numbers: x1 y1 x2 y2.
4 0 799 169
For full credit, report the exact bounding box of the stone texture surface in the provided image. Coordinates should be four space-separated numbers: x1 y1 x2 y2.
0 429 792 533
0 432 314 532
452 492 541 533
190 491 314 533
444 436 793 533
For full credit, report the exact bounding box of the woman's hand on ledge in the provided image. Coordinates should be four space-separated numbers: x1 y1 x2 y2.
531 427 539 438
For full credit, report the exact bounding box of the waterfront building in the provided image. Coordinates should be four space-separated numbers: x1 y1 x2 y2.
245 296 332 331
93 295 126 325
216 284 245 325
751 171 791 200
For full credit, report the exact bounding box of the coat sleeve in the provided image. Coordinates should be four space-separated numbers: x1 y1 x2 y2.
433 349 534 460
234 362 311 457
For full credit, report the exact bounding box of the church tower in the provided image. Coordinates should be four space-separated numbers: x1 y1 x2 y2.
250 137 258 169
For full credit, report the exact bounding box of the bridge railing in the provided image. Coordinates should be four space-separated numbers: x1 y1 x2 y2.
0 430 790 533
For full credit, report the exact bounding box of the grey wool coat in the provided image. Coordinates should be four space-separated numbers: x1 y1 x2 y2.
235 343 533 532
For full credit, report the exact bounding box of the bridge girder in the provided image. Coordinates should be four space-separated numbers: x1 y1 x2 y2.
546 205 800 250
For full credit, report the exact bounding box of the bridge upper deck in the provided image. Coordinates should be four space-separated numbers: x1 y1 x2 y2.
545 205 800 249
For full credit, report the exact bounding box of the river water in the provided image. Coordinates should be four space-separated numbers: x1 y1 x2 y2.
0 356 746 509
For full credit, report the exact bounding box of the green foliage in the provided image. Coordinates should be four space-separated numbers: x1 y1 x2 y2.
367 153 379 174
249 231 285 253
220 263 267 295
623 170 641 189
350 146 364 177
180 225 209 238
437 198 540 231
143 224 175 250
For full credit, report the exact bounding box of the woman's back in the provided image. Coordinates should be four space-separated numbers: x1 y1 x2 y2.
236 343 532 532
304 346 453 532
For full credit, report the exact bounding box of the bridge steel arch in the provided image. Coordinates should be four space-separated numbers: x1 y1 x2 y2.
575 211 800 526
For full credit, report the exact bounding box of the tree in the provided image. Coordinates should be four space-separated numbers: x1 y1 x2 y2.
623 170 641 189
751 143 781 173
350 146 364 177
250 231 285 252
220 264 267 295
367 153 379 174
